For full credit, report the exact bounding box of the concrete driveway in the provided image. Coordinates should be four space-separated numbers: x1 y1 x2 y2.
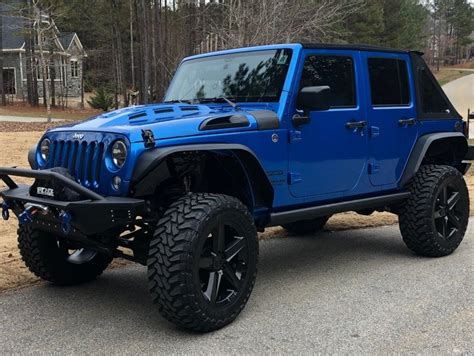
442 73 474 121
0 222 472 354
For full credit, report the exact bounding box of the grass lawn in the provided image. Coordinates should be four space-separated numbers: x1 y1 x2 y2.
433 68 474 86
0 103 100 121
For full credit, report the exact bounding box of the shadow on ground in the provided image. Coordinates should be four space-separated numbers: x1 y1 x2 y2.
27 227 412 329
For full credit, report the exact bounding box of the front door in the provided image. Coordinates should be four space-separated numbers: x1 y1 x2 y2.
288 51 368 198
361 53 418 186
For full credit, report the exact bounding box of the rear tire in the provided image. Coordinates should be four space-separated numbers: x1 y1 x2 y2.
399 165 469 257
18 225 112 285
147 193 258 332
282 215 331 235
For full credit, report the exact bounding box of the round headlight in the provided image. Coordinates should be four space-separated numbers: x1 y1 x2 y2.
112 140 127 168
40 138 50 161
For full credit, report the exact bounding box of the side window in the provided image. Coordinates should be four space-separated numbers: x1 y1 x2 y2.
300 55 356 108
418 67 451 114
368 58 410 106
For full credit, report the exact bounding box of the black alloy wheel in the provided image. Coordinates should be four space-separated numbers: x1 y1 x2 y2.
198 218 249 306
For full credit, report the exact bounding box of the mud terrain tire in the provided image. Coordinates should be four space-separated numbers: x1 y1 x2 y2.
147 193 258 332
18 225 111 285
399 165 469 257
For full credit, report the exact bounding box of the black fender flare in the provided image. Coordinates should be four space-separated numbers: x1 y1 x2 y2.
400 132 468 186
130 143 274 209
28 144 37 169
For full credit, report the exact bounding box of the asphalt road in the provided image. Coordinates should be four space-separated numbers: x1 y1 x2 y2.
0 222 473 354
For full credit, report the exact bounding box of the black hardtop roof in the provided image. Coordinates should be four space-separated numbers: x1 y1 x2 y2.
301 43 423 55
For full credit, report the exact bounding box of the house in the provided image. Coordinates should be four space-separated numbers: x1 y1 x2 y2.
0 2 86 101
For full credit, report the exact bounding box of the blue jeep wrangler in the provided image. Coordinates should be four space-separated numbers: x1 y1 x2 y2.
1 43 472 331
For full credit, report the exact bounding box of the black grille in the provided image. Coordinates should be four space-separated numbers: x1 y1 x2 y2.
47 140 105 187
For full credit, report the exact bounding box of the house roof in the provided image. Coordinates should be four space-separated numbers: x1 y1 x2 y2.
58 32 76 50
2 19 84 53
1 12 25 50
1 1 84 54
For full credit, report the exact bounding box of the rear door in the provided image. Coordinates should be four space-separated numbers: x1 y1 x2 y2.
362 53 418 187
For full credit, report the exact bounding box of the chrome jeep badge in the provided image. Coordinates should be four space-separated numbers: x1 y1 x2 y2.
72 133 84 140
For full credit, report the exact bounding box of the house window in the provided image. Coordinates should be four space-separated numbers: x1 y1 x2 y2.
368 58 410 106
300 55 357 108
35 60 49 80
71 60 79 78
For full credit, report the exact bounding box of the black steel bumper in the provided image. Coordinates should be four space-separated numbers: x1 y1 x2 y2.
465 145 474 161
0 167 145 236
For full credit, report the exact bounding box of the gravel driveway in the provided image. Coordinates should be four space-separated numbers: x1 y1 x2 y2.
0 222 472 354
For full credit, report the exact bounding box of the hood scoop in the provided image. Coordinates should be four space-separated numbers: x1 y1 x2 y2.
126 104 213 125
199 114 249 131
128 111 148 123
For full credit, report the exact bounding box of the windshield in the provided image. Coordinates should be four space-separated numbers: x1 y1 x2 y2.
164 49 292 103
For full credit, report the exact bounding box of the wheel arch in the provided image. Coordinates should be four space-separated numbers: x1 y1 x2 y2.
130 143 274 213
400 132 468 187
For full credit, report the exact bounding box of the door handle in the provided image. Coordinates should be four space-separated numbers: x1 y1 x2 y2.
398 118 417 126
345 120 367 129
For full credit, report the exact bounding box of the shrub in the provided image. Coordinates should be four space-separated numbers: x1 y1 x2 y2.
87 87 114 111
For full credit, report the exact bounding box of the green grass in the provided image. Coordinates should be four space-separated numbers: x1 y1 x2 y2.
0 107 99 121
434 69 473 86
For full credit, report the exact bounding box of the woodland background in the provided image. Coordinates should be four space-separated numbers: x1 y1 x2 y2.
1 0 473 108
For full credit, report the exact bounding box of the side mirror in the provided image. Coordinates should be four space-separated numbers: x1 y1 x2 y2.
296 86 331 114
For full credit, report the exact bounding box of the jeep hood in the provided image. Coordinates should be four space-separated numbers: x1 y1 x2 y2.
48 103 279 143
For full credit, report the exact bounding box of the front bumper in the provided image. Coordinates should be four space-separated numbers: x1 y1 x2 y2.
0 167 144 236
465 145 474 161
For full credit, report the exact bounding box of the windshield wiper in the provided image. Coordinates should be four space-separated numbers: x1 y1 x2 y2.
197 96 240 110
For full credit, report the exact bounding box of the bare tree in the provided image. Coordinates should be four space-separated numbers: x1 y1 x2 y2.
129 0 135 90
208 0 364 50
0 9 5 106
137 0 151 104
32 1 56 121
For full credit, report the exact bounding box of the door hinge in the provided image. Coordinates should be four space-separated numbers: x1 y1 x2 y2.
288 130 302 143
369 126 380 138
288 172 302 185
368 161 380 174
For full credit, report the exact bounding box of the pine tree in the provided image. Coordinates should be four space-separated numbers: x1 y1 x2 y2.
346 0 385 45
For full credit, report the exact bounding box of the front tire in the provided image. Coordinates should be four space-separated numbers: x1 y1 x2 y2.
399 165 469 257
147 193 258 332
18 225 112 285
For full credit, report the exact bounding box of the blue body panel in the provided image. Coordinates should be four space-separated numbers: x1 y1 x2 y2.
287 49 369 200
37 43 462 215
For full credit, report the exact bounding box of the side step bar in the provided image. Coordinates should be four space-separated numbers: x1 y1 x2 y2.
268 192 410 226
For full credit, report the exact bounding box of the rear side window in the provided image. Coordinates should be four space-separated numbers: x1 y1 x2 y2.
418 68 451 114
301 55 356 108
368 58 410 106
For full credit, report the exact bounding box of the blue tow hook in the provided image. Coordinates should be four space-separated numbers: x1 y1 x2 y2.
60 211 72 234
18 206 35 225
1 201 10 221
